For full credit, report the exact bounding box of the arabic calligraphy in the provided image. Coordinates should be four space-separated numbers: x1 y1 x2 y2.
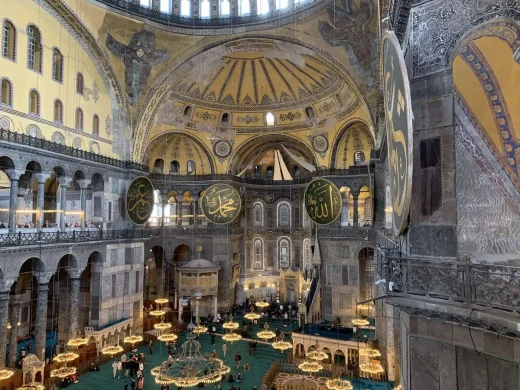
304 178 342 225
200 184 242 224
383 31 413 235
126 176 154 225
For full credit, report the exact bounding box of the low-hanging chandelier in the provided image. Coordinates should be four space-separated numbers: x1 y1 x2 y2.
306 350 328 361
298 359 323 373
154 322 172 330
124 335 143 345
257 330 276 340
158 332 178 342
0 369 14 381
359 361 385 374
272 340 292 351
359 348 381 358
255 301 269 308
50 366 76 379
326 378 353 390
222 332 241 342
152 333 230 387
193 324 207 334
150 310 167 317
352 318 369 327
244 312 260 320
67 338 88 348
54 352 79 363
222 314 239 330
155 298 169 305
101 345 124 356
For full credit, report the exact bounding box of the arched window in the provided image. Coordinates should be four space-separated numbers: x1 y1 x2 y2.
275 0 288 9
265 112 275 126
303 238 311 271
292 165 300 177
2 20 16 61
220 0 230 16
154 159 165 173
53 99 63 123
183 105 192 118
277 201 291 227
170 160 180 174
252 202 263 227
239 0 250 15
335 93 344 107
52 48 63 82
26 25 42 72
305 107 315 120
200 0 211 18
340 186 350 226
354 151 365 165
253 238 264 270
187 160 196 175
1 78 13 107
29 89 40 116
140 0 151 7
257 0 269 13
92 114 99 135
180 0 191 16
221 113 230 126
253 165 261 176
160 0 171 12
76 73 84 95
277 237 291 268
75 108 84 130
266 166 274 177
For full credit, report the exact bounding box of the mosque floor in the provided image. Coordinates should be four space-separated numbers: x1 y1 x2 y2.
72 333 392 390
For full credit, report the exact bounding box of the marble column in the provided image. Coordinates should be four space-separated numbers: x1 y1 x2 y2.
35 284 49 361
78 180 90 230
176 195 183 227
213 296 218 320
35 173 49 230
195 299 200 323
68 277 81 339
58 178 70 231
193 196 199 227
0 292 10 368
7 296 20 367
7 175 19 233
174 289 178 310
353 192 359 228
90 263 102 327
178 298 183 322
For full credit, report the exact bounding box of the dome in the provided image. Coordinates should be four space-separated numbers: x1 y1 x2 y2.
178 258 220 270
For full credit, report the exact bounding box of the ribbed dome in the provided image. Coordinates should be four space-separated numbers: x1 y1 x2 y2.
178 258 219 270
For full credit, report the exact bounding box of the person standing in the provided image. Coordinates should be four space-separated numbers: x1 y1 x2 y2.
121 353 127 375
212 349 217 359
117 360 123 378
211 332 216 346
112 359 118 378
222 343 227 357
130 377 136 390
234 352 242 369
149 340 154 355
124 381 128 390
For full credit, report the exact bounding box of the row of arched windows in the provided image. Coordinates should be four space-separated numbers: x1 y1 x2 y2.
139 0 302 17
153 159 196 175
252 201 295 228
252 237 311 271
2 21 85 94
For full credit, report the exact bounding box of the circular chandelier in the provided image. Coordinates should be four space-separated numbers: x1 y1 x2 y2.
222 321 239 330
124 335 143 345
101 345 124 356
307 351 329 361
67 338 88 347
326 378 353 390
359 362 384 374
158 332 178 342
154 322 172 330
193 324 207 334
244 312 260 320
352 318 370 327
298 360 323 373
16 385 45 390
54 352 79 363
155 298 169 305
257 330 276 340
272 341 292 351
152 334 230 387
255 301 269 308
359 348 381 358
150 310 166 317
0 369 14 381
51 366 77 378
222 332 241 342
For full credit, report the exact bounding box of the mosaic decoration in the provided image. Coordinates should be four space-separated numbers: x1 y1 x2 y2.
195 110 218 122
213 140 232 159
126 176 155 225
26 124 41 138
279 112 302 122
236 115 259 124
73 137 83 149
382 31 413 235
105 115 112 135
304 178 342 225
0 116 11 130
92 80 99 103
106 26 170 105
309 134 329 157
200 183 242 224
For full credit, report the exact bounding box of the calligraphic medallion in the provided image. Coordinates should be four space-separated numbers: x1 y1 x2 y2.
304 178 342 225
126 176 154 225
382 31 413 235
200 183 242 224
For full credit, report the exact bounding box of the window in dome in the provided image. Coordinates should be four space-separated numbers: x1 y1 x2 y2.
27 25 42 72
187 160 196 175
275 0 288 9
335 93 344 107
265 112 275 126
239 0 250 15
160 0 171 12
305 106 315 120
1 78 13 107
140 0 151 7
3 21 16 61
266 166 274 177
200 0 211 18
170 160 180 174
53 99 63 123
220 0 230 16
257 0 269 14
354 151 365 165
93 114 100 136
154 159 165 173
29 89 40 116
183 105 192 118
253 165 260 176
221 112 230 126
180 0 191 16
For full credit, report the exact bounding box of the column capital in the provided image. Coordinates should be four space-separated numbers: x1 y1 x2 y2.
58 176 73 187
4 169 24 181
35 172 51 184
77 179 91 189
37 272 54 285
176 195 184 202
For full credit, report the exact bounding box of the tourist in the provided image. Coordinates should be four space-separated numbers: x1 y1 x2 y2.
228 373 234 383
124 381 128 390
222 343 227 357
139 360 144 372
137 377 143 390
117 359 123 378
112 359 118 378
211 332 216 345
234 352 242 369
212 349 217 359
121 352 127 374
89 362 100 372
149 340 154 355
236 372 242 383
244 362 250 371
131 378 136 390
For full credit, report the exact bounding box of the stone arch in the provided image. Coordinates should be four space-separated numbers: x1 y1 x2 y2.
173 244 191 264
330 120 374 168
15 257 45 279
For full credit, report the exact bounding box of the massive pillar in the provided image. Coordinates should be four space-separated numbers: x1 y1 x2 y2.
34 283 49 361
7 296 20 367
195 299 200 323
0 292 10 368
353 192 359 228
68 277 81 339
213 296 218 320
178 298 183 322
90 263 102 327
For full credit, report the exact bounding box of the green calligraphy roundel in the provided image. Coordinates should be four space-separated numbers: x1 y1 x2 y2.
304 178 342 225
126 176 155 225
200 183 242 224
